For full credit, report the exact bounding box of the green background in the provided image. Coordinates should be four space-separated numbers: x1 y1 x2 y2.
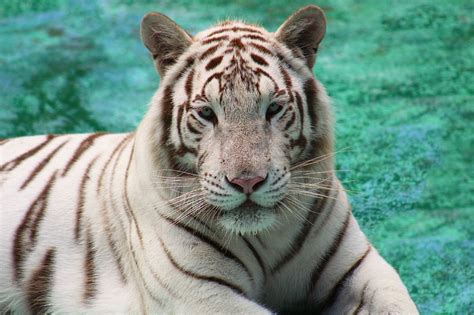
0 0 472 313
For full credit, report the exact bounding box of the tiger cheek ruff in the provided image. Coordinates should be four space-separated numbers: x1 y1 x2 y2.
0 5 418 314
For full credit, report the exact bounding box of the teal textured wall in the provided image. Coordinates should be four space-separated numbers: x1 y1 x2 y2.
0 1 472 313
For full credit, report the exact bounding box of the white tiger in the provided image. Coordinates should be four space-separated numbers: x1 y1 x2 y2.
0 5 418 314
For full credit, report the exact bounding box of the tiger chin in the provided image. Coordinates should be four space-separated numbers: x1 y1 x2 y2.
0 5 418 315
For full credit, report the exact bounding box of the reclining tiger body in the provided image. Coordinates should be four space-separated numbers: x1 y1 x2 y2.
0 6 418 314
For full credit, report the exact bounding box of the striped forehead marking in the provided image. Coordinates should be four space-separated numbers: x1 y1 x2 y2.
204 26 263 38
193 25 279 97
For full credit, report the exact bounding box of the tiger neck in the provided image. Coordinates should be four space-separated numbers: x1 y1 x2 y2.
102 126 340 310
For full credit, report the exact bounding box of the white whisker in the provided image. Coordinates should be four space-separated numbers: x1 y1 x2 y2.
290 147 352 170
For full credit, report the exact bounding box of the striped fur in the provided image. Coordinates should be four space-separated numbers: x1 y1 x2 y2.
0 6 417 314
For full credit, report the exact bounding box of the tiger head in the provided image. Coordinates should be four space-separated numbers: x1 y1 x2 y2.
140 6 333 235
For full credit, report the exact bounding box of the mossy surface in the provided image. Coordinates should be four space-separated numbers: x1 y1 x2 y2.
0 1 472 313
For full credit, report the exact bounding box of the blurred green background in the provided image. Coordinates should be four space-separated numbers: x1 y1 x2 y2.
0 0 472 313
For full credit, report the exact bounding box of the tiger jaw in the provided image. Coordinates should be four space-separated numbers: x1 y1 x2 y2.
203 193 281 235
217 203 278 235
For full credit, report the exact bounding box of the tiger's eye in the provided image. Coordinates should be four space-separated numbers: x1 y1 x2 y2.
266 102 283 120
197 106 216 123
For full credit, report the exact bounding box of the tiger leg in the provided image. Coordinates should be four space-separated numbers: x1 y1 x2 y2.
320 248 418 315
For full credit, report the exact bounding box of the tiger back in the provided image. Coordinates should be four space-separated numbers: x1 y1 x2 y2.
0 5 418 314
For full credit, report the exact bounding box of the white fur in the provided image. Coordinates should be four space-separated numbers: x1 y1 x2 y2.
0 16 417 315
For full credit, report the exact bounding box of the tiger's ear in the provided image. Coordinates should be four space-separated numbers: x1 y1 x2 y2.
275 5 326 69
140 12 193 77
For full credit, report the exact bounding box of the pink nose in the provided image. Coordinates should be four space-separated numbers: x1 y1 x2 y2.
228 176 266 194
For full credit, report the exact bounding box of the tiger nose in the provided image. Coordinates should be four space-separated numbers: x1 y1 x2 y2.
227 175 267 194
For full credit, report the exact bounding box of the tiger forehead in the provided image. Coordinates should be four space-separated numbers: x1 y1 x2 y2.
195 53 281 113
174 21 292 114
194 21 270 41
194 22 275 62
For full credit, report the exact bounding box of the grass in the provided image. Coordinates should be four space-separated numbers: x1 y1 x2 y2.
0 0 472 313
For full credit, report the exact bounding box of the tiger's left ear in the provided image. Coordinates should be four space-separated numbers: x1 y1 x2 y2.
275 5 326 69
140 12 193 77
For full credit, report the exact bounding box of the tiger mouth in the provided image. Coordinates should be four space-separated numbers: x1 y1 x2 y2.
217 201 278 235
239 199 260 209
234 199 273 213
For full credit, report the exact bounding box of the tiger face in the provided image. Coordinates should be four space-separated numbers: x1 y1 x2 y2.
141 7 330 234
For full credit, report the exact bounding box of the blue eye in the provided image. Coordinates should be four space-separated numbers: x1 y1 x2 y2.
266 102 283 120
197 106 216 123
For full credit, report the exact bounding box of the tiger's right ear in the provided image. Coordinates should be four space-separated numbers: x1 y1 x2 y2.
140 12 193 77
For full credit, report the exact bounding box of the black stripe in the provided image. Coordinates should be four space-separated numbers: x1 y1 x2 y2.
62 133 107 176
100 205 127 283
84 229 97 303
176 81 200 156
162 215 252 280
317 247 372 312
185 69 195 104
202 35 229 45
0 138 10 146
271 180 334 274
280 65 292 88
249 42 273 55
206 26 262 38
250 53 268 66
160 237 246 297
176 104 186 154
123 145 144 244
352 281 370 315
111 182 167 310
197 151 208 169
27 248 56 314
129 240 170 305
291 92 307 149
303 79 318 128
199 44 221 60
229 38 245 50
255 68 279 91
283 111 296 131
75 156 99 240
294 92 305 130
241 34 268 42
97 140 132 284
278 105 291 122
110 135 131 186
97 134 133 194
20 140 68 190
160 85 178 168
174 56 196 82
201 72 223 96
205 56 224 71
185 69 195 94
0 134 56 172
242 237 266 278
190 112 206 128
309 209 352 292
186 120 202 135
13 171 58 282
